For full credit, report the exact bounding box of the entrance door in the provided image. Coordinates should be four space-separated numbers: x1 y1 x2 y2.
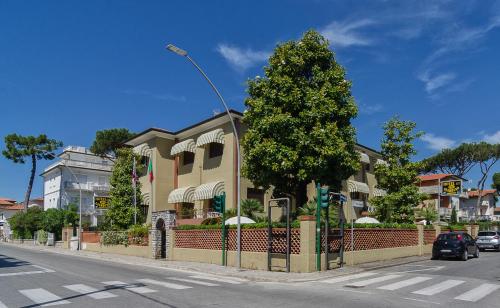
156 218 166 259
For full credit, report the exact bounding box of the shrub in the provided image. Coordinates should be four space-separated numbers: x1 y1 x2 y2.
128 224 149 245
37 230 48 244
100 231 129 246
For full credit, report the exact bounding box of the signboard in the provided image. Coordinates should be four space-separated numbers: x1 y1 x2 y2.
94 196 110 209
441 181 462 196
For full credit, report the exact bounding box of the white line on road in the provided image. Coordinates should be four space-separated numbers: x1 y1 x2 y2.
19 288 70 306
0 270 45 277
345 274 402 288
402 297 441 305
102 281 157 294
412 280 464 296
0 299 8 308
137 278 192 290
64 284 117 299
167 277 219 286
454 283 500 302
188 275 245 284
321 272 379 284
32 265 56 273
378 277 432 290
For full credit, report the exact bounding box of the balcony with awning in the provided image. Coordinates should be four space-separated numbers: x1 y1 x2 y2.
357 151 370 164
170 139 196 156
196 129 225 147
193 181 225 200
167 186 195 203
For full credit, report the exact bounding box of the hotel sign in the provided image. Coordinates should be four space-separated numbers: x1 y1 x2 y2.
441 181 462 196
94 196 110 209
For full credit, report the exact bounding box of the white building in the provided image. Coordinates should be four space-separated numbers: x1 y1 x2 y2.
41 146 113 226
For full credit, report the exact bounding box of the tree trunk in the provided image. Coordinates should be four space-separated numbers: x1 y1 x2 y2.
23 154 36 211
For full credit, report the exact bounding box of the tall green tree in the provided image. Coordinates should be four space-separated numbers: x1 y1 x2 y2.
242 30 359 207
105 148 142 229
2 134 62 210
371 117 426 223
420 143 477 178
90 128 135 159
492 172 500 193
474 142 500 210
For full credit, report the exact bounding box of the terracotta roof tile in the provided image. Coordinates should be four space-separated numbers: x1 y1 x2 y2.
467 189 498 197
418 174 454 181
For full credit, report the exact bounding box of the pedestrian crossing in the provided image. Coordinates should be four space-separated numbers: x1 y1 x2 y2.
0 274 247 307
319 271 500 303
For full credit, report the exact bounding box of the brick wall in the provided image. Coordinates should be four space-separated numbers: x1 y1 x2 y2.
424 229 436 245
322 228 419 252
174 228 301 254
82 231 100 243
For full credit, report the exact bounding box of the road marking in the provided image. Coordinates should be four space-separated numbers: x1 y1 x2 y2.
32 265 56 273
378 277 433 290
402 297 441 305
345 274 402 288
63 284 117 299
188 275 244 284
102 281 157 294
412 279 464 296
454 283 500 302
167 277 219 286
321 272 379 284
0 270 45 277
137 279 192 290
0 299 8 308
19 288 70 306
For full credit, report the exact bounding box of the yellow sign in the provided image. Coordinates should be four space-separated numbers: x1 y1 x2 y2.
441 181 461 195
94 196 110 209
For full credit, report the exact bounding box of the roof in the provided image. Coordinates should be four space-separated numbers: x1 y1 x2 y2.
0 198 16 206
0 204 24 210
467 189 498 198
418 174 466 181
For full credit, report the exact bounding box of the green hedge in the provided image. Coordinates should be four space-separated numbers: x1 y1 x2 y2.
175 221 417 230
100 231 128 246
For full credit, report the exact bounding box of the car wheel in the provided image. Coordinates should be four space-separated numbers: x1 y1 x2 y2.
461 249 468 261
473 247 479 258
479 248 485 252
431 254 439 260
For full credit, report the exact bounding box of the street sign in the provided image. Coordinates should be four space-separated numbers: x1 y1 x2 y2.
441 180 462 195
94 196 110 209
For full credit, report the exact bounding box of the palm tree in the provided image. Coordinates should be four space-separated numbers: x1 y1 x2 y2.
3 134 62 210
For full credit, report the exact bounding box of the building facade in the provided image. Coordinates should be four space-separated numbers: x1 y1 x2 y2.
125 110 385 226
41 146 113 226
461 189 499 221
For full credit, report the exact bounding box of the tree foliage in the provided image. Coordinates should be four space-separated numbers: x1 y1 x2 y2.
2 134 62 209
105 148 143 229
241 199 263 220
473 142 500 209
493 172 500 193
242 30 359 207
371 117 427 223
420 143 477 178
90 128 135 158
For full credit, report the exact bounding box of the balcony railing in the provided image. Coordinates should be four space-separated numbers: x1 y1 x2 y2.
64 181 110 192
419 185 439 194
46 159 113 172
438 207 452 216
177 208 222 220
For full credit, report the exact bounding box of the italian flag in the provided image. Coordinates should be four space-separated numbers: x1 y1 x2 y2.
147 156 154 183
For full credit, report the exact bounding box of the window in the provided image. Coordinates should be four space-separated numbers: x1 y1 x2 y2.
247 188 265 205
98 176 106 185
350 192 363 200
209 143 224 158
183 151 194 165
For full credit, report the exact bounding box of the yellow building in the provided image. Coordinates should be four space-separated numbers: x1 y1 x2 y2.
125 110 386 225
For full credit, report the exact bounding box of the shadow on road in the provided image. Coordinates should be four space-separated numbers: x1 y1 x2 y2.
0 254 31 269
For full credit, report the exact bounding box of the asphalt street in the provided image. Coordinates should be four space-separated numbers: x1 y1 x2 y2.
1 243 500 307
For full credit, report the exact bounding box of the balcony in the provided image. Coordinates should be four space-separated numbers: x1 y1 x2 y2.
92 184 111 192
64 181 91 191
439 207 452 217
419 185 439 194
46 159 112 173
176 208 222 220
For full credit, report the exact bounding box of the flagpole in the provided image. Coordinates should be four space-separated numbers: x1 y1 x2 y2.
133 156 137 225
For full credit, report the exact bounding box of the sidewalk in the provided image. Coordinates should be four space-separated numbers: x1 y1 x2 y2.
0 242 430 283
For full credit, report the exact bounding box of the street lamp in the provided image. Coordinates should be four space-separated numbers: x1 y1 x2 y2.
166 44 243 269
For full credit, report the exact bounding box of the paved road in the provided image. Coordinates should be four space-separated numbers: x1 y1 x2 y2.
1 244 499 307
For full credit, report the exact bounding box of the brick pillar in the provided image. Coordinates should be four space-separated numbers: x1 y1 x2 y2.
471 225 479 237
434 224 441 237
299 215 316 273
465 225 472 234
417 224 424 256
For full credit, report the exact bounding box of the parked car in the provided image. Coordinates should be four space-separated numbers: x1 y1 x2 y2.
476 231 500 251
432 231 479 261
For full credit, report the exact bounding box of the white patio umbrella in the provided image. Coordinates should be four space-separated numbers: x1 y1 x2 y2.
225 216 256 225
354 217 380 224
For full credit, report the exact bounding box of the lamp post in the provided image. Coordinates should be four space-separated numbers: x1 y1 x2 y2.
166 44 242 268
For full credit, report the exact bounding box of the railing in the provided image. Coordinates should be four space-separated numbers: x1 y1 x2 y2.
177 208 222 219
438 207 452 216
64 181 90 190
46 160 113 172
92 184 111 191
419 185 439 194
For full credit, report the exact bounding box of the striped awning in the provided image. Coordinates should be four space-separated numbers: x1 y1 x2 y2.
372 188 387 197
167 186 195 203
193 181 225 200
196 129 225 147
347 180 370 194
376 159 388 166
357 151 370 164
133 144 152 157
142 192 151 205
170 139 196 156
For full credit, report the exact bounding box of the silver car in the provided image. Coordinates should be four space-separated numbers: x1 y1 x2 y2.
476 231 500 251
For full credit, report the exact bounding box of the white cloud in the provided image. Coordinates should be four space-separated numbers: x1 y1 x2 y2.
421 133 456 151
320 19 377 48
417 71 456 94
483 131 500 144
216 44 270 71
359 103 383 115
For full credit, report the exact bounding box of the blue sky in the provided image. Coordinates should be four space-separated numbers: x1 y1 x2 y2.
1 0 499 201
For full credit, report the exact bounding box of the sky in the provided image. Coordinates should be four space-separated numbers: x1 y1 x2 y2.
1 0 499 201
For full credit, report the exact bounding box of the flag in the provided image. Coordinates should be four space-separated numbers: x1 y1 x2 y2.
147 155 154 183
